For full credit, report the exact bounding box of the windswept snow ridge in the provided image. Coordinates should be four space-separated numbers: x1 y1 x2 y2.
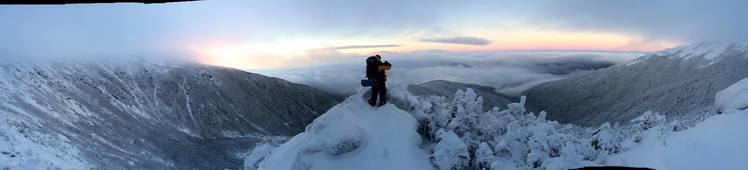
254 90 433 170
715 77 748 112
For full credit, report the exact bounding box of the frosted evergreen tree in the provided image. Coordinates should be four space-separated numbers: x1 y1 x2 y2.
432 129 470 170
406 88 687 170
591 122 622 155
630 111 670 143
447 89 483 146
473 142 495 169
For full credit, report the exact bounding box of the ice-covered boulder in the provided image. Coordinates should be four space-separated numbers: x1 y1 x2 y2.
252 91 433 170
715 77 748 112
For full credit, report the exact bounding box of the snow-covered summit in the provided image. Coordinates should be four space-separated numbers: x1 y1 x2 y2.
253 90 433 170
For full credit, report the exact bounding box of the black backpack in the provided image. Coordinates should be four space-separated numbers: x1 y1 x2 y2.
365 56 379 78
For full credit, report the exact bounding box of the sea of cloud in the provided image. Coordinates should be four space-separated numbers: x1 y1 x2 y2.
252 50 643 96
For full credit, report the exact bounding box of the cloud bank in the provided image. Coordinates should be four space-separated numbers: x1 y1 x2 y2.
420 36 492 46
332 44 401 50
253 50 643 96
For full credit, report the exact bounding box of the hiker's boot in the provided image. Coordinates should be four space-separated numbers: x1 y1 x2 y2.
368 99 377 107
377 100 387 107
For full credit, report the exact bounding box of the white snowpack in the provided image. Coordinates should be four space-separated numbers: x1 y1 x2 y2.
606 110 748 170
715 77 748 112
254 90 433 170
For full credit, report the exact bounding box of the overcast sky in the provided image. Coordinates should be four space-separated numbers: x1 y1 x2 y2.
1 0 746 69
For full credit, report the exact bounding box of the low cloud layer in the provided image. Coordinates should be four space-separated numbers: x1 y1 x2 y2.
420 36 492 46
254 50 642 96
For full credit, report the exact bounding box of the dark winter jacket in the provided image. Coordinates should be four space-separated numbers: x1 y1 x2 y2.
366 56 391 82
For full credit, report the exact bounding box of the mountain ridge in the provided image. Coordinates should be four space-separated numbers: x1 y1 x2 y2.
524 41 748 126
0 61 341 169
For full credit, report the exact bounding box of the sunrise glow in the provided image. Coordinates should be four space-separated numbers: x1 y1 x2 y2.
195 29 680 70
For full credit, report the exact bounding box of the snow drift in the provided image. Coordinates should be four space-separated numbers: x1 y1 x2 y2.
252 90 433 170
715 77 748 112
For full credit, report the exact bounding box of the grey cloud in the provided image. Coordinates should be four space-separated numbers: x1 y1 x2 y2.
420 36 492 46
332 44 401 50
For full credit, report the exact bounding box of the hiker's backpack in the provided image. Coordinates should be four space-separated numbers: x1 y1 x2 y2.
365 56 379 78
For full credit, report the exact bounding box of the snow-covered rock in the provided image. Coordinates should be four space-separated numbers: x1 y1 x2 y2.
715 77 748 112
254 90 433 170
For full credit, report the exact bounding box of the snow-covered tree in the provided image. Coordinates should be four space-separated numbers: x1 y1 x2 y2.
432 129 470 170
629 111 670 144
473 142 495 169
447 89 482 141
630 111 667 131
408 88 684 170
591 122 623 154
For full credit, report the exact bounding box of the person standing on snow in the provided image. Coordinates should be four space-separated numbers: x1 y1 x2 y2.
365 55 391 107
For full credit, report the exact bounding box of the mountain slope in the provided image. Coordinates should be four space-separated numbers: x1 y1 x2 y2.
525 42 748 126
0 61 341 169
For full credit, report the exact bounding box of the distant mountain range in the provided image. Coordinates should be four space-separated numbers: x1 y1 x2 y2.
0 61 341 169
525 42 748 126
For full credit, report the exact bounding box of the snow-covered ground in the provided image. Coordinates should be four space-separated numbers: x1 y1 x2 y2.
247 77 748 170
252 89 433 170
606 110 748 170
